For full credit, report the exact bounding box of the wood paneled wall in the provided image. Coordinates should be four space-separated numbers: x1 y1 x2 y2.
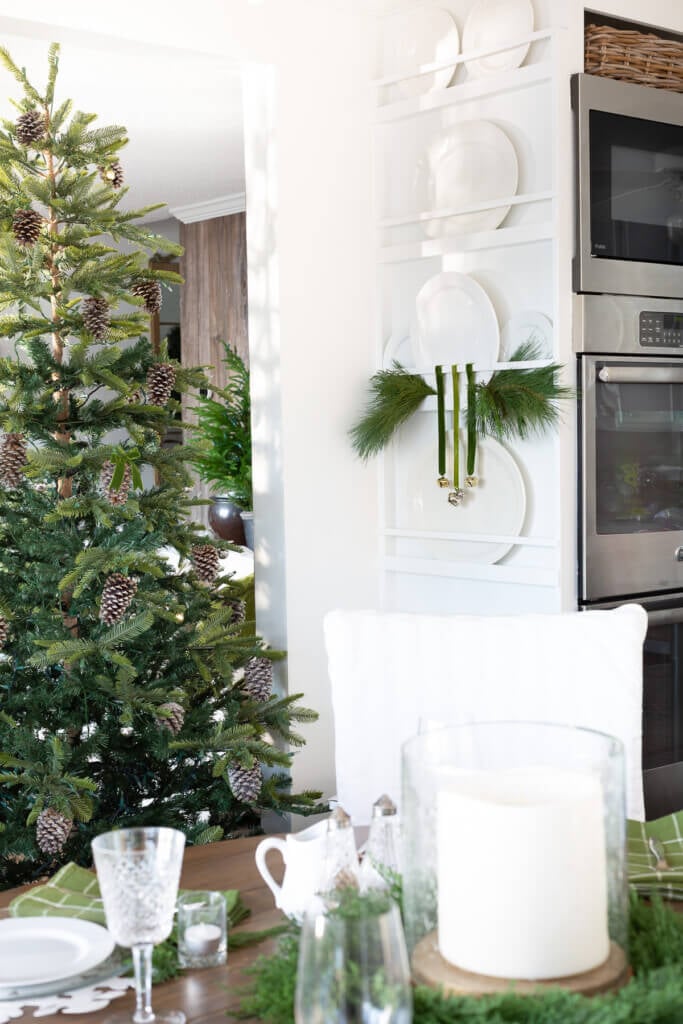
180 212 249 386
179 212 249 527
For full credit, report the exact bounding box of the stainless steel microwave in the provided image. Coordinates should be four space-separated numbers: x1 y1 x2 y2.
572 73 683 299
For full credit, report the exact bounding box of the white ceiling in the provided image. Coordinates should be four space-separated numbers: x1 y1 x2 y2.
0 30 245 221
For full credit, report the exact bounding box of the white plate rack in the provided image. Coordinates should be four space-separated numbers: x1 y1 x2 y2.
374 2 564 601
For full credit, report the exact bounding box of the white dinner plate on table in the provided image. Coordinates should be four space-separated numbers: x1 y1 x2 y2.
463 0 534 78
501 310 553 359
0 917 115 986
382 5 460 100
394 426 526 564
425 120 518 237
414 271 499 378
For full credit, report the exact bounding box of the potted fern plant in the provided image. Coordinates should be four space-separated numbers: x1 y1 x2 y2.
191 343 253 547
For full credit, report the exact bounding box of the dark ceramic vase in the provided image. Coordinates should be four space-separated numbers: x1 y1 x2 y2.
208 495 246 545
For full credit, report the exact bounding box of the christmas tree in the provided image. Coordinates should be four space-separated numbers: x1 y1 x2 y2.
0 45 320 888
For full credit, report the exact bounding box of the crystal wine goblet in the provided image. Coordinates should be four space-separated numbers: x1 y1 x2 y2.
295 888 412 1024
91 827 186 1024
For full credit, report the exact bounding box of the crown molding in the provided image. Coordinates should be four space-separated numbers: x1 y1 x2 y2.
170 192 246 224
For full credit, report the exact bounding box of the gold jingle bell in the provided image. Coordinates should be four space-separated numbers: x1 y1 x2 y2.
437 476 450 489
448 488 465 507
465 475 478 488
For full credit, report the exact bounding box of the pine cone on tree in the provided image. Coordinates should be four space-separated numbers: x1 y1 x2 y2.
132 279 162 314
100 460 131 506
228 763 263 803
36 808 73 855
0 615 9 649
155 701 185 735
146 363 175 406
229 599 246 626
15 110 45 146
99 573 138 625
243 657 273 701
12 208 42 246
191 544 220 584
82 296 110 340
99 160 124 189
0 432 27 488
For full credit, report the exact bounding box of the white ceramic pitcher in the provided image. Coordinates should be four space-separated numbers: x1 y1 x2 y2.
254 820 328 921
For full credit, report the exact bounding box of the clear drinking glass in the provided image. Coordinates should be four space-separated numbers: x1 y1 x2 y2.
91 827 186 1024
295 890 412 1024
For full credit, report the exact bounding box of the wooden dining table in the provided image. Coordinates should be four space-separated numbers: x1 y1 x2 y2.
0 836 286 1024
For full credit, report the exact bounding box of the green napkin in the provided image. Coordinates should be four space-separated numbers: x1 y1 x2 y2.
9 861 249 929
628 812 683 899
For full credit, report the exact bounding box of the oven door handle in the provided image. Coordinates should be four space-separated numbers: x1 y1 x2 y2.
598 366 683 384
647 607 683 625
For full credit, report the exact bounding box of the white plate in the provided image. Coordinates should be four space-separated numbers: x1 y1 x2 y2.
382 334 414 370
393 427 526 564
463 0 534 78
425 120 518 237
501 310 553 359
414 272 499 376
382 5 460 101
0 917 115 986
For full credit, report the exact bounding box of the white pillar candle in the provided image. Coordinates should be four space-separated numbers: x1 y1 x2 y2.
183 922 223 956
437 768 609 980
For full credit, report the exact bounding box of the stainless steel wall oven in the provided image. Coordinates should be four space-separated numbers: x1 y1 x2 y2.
577 294 683 817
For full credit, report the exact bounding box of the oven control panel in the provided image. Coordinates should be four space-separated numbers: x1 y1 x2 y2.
640 311 683 348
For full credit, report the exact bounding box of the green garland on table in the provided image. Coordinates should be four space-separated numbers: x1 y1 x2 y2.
349 343 572 460
237 895 683 1024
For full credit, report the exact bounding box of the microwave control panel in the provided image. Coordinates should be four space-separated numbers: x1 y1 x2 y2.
640 311 683 348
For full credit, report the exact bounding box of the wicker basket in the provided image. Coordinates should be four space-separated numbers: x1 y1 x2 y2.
585 24 683 93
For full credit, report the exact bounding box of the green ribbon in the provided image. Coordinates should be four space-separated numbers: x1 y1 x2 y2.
109 445 144 491
451 364 460 489
435 365 446 479
466 362 477 478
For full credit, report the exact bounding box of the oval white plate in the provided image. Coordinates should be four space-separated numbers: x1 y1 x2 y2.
382 5 460 101
393 427 526 564
501 311 553 360
425 120 518 237
463 0 534 78
414 272 499 376
382 334 414 370
0 917 115 986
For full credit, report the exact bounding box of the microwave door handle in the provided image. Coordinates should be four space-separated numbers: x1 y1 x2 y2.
598 366 683 384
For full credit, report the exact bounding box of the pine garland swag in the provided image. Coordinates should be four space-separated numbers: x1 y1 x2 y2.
349 344 571 459
240 895 683 1024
